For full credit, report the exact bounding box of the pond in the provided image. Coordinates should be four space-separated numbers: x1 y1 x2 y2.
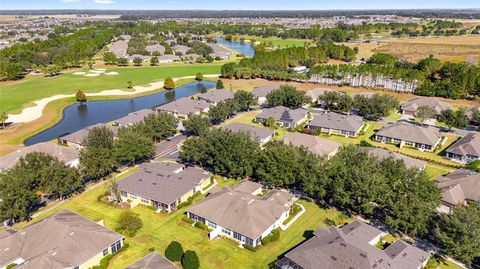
215 37 255 57
24 81 216 146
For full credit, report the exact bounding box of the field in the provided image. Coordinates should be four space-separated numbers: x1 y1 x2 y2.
0 64 222 114
15 168 351 269
225 35 309 48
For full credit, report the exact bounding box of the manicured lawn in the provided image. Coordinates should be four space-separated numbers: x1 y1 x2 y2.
438 260 463 269
222 35 309 48
1 64 222 114
424 164 454 180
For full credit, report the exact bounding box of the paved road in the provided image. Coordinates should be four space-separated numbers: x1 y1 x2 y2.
154 134 187 159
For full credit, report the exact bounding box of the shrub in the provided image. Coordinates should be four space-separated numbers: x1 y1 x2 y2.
91 243 128 269
467 160 480 172
97 193 105 201
148 247 155 252
165 241 184 262
270 228 281 242
243 244 259 252
359 140 373 147
194 221 208 230
177 196 193 209
182 250 200 269
116 211 143 236
182 215 194 224
261 236 271 245
6 264 17 269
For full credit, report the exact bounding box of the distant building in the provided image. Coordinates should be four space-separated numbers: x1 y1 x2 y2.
223 123 274 145
436 169 480 213
374 122 442 152
59 123 118 147
280 133 341 159
255 106 308 129
197 89 235 105
154 97 210 118
251 85 280 105
445 132 480 164
276 220 430 269
400 97 452 117
307 112 364 137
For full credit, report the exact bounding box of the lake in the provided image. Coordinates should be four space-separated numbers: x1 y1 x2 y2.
215 37 255 57
24 81 216 145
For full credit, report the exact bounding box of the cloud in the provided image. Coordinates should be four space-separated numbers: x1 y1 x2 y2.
93 0 115 4
61 0 81 3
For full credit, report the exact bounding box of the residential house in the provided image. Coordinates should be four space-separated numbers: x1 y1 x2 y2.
223 123 274 145
114 109 155 127
445 132 480 163
208 44 231 60
305 87 336 103
197 89 235 105
280 133 341 159
125 252 178 269
157 55 181 63
400 97 452 117
307 112 364 137
251 85 280 105
187 181 293 247
108 39 128 58
435 169 480 213
153 97 210 118
255 106 308 129
59 123 118 147
365 147 427 170
118 162 210 212
275 220 430 269
128 54 150 63
146 44 165 55
0 209 124 269
0 142 80 171
374 122 442 152
172 45 190 55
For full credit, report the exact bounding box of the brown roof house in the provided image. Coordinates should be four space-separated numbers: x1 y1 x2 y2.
59 123 118 147
365 147 427 170
375 122 442 152
435 169 480 213
197 89 235 105
276 220 430 269
114 109 155 127
307 112 364 137
255 106 308 129
187 181 293 247
125 252 178 269
223 123 274 145
251 85 280 106
154 97 210 118
280 133 341 159
0 142 80 171
118 162 210 212
0 209 124 269
400 97 452 117
445 132 480 164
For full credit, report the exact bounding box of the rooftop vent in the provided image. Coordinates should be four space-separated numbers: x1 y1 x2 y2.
360 253 367 258
152 183 157 185
340 242 347 247
330 256 337 261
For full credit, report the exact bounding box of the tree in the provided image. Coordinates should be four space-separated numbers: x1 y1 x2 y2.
133 57 143 66
195 72 204 82
103 52 118 65
467 160 480 172
165 241 184 262
116 210 143 236
117 57 129 66
266 85 311 109
164 77 175 90
127 81 133 89
234 90 256 111
183 114 212 136
0 171 39 222
434 202 480 265
0 112 8 129
150 56 159 66
415 106 437 123
79 126 116 180
114 126 155 165
75 90 87 104
181 250 200 269
140 112 178 142
353 94 399 119
216 79 224 89
367 53 398 67
439 108 469 129
265 117 276 128
208 100 238 124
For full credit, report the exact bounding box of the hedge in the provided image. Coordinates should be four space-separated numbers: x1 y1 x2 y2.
243 244 259 252
91 243 129 269
194 221 208 230
177 196 193 209
262 228 281 246
165 241 184 262
6 264 17 269
182 215 194 224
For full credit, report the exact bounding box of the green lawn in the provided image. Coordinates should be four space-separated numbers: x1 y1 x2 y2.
1 64 222 114
14 166 350 269
227 35 310 48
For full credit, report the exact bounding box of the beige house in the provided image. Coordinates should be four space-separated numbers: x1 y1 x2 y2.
375 122 442 152
223 123 274 146
0 209 124 269
59 123 118 147
436 169 480 213
400 97 452 117
154 97 210 118
307 112 364 137
280 133 341 159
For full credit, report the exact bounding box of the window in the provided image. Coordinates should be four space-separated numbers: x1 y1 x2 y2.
120 191 127 197
103 248 108 256
233 231 242 241
111 240 122 253
141 197 149 204
208 222 217 229
130 194 137 199
245 237 254 246
222 228 231 236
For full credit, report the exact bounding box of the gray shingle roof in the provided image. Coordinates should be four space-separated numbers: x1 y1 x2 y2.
154 97 210 116
251 85 280 98
436 169 480 205
0 142 79 170
197 89 235 104
114 109 155 126
401 97 452 115
305 87 336 100
280 133 341 157
375 122 442 146
223 123 274 142
256 106 308 124
125 252 178 269
118 162 209 205
188 186 292 240
365 147 427 170
308 112 364 133
60 123 118 146
146 44 165 54
0 209 123 269
446 132 480 158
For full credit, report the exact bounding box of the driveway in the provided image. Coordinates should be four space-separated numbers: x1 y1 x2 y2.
154 134 187 159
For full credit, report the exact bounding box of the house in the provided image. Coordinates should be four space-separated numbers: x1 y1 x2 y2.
187 181 293 247
108 39 128 58
172 45 190 55
307 112 364 137
445 132 480 163
208 44 232 60
146 44 165 55
223 123 274 145
305 87 336 103
0 209 124 269
435 169 480 213
59 123 118 147
400 97 452 117
374 122 443 152
114 109 155 126
125 252 178 269
251 85 280 105
118 162 210 212
157 55 181 63
275 220 430 269
0 142 80 171
197 89 235 105
255 106 308 129
365 147 427 170
280 133 341 159
153 97 210 118
128 54 150 63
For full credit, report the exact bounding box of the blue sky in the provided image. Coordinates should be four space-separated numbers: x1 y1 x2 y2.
2 0 480 10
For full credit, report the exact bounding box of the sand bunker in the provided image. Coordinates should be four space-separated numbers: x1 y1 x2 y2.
90 70 105 74
84 73 101 77
73 72 86 75
105 72 119 75
95 68 107 71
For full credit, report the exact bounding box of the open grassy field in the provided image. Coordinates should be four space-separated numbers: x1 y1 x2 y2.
225 35 309 48
0 64 222 114
15 166 351 269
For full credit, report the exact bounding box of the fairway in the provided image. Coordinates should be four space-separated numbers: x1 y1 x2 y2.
0 64 222 114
